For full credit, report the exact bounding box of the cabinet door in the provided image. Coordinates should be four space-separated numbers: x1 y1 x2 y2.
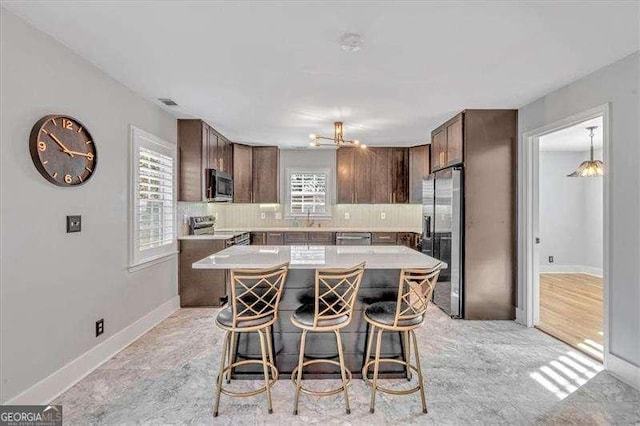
336 148 355 204
218 136 232 173
409 145 429 204
446 114 463 166
233 144 252 203
284 232 309 245
250 232 266 245
309 232 335 245
372 232 397 245
266 232 284 245
391 148 409 203
354 149 372 203
372 148 392 203
431 127 446 171
397 232 415 249
207 126 218 170
179 240 227 307
252 146 279 203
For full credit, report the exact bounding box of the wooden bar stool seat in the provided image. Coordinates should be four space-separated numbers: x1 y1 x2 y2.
291 262 365 415
362 265 444 415
213 263 289 417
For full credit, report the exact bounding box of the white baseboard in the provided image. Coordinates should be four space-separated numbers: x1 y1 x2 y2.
539 264 603 277
606 353 640 390
5 295 180 405
515 307 526 326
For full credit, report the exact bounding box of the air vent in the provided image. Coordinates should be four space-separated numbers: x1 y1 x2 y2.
158 98 178 106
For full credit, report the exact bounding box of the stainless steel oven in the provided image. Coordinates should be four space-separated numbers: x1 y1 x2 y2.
206 169 233 202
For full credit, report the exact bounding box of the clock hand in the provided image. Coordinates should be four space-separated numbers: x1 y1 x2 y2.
66 150 93 158
48 133 74 157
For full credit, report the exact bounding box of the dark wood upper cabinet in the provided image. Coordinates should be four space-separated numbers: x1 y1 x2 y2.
178 119 207 201
233 143 253 203
391 148 409 203
207 125 218 171
409 144 430 204
337 148 356 203
431 113 463 172
445 114 463 167
354 149 373 204
372 148 392 203
252 146 279 203
431 127 446 171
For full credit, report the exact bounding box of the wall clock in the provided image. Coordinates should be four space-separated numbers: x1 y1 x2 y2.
29 115 97 186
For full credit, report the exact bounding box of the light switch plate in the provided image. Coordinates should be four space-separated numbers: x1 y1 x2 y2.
275 212 282 220
381 212 386 220
344 212 350 220
260 212 266 220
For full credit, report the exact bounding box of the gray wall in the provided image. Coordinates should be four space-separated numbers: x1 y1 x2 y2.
518 51 639 366
0 10 178 402
539 150 603 273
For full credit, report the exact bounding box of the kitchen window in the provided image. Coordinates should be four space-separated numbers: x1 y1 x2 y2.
129 126 177 268
286 168 331 219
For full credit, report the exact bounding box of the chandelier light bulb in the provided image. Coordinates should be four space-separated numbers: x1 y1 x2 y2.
309 133 317 140
360 144 367 149
353 140 360 145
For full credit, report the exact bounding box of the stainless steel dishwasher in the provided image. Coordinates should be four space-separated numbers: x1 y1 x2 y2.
335 232 371 245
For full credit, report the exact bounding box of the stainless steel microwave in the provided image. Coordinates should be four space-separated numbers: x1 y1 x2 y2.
206 169 233 202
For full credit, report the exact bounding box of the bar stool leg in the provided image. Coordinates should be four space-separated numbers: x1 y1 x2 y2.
403 330 412 381
257 329 274 414
363 323 375 379
265 326 275 379
226 332 238 384
293 329 308 415
334 330 351 414
369 328 384 414
410 329 428 414
214 331 231 417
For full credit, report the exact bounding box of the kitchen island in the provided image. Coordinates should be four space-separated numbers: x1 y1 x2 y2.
193 245 446 379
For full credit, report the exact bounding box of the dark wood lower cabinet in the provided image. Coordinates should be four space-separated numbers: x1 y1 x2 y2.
372 232 397 245
179 239 227 307
266 232 284 245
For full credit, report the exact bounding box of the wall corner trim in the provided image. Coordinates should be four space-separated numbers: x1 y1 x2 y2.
606 352 640 390
4 296 180 405
515 307 526 326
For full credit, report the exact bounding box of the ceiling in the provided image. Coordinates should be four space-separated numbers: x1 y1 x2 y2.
3 1 639 148
539 117 603 152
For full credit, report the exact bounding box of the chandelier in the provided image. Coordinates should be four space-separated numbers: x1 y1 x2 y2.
567 126 604 177
309 122 366 149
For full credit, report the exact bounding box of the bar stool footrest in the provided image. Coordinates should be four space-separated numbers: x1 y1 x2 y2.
362 358 422 396
292 359 352 396
219 359 278 398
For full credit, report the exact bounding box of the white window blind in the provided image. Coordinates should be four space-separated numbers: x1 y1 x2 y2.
130 126 177 267
288 170 329 216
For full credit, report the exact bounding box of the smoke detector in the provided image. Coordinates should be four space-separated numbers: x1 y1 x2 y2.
340 32 364 52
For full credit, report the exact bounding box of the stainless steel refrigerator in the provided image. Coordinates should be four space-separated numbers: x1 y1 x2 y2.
422 167 463 318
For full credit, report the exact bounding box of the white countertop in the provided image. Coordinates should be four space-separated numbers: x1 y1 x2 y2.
192 245 446 270
178 231 248 240
215 227 422 233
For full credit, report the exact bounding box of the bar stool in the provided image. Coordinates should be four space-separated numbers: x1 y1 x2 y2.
213 263 289 417
362 265 443 414
290 262 366 415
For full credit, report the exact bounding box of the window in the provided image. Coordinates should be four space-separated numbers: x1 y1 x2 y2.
286 168 331 218
130 126 177 267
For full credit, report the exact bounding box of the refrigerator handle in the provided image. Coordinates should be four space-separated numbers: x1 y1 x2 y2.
426 216 431 238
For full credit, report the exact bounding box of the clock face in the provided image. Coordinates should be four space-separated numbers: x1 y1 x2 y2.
29 115 97 186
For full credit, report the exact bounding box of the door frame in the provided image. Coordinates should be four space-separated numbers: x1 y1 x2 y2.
519 103 611 362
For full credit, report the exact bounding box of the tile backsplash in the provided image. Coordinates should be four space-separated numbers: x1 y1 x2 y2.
206 203 422 230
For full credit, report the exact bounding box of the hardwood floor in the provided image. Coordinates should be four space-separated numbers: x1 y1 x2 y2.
537 273 604 361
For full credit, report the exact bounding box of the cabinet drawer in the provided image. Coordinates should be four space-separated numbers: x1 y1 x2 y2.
284 232 309 245
371 232 397 244
309 232 335 245
266 232 284 245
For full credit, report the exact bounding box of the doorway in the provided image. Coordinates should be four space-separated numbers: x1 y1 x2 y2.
521 105 610 364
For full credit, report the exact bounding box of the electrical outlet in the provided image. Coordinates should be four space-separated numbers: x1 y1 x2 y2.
96 319 104 337
66 215 81 233
275 212 282 220
344 212 350 220
548 256 554 263
380 212 386 220
260 212 266 220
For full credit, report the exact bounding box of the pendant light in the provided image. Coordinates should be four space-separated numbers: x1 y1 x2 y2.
567 126 603 177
